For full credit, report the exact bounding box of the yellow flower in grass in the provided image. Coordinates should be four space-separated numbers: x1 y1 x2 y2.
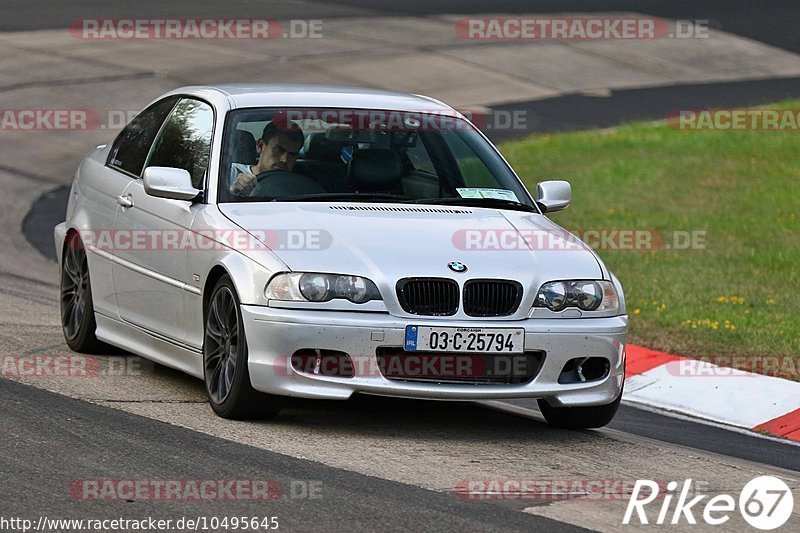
715 295 745 304
684 318 735 331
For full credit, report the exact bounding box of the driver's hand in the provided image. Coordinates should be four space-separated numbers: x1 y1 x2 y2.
230 172 256 195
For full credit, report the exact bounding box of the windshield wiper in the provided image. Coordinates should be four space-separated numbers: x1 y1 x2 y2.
403 197 539 213
272 192 415 202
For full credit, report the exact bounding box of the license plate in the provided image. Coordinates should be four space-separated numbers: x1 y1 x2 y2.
404 326 525 354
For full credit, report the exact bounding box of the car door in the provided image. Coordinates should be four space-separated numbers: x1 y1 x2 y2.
112 97 214 343
87 96 179 317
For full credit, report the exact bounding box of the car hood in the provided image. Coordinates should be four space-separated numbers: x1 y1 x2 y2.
219 202 603 286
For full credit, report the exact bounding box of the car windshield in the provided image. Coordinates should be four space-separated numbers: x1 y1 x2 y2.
218 107 535 210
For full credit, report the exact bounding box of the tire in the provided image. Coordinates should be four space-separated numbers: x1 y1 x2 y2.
60 232 104 353
538 388 622 429
203 275 283 420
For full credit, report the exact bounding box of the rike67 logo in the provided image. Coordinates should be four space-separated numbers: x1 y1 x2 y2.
624 476 794 530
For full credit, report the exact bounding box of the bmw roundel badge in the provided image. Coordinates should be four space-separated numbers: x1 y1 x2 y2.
448 261 468 273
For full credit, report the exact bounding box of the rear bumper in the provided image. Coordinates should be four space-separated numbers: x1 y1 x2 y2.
241 305 627 407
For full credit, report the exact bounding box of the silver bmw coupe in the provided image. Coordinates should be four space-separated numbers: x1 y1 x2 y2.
55 84 627 428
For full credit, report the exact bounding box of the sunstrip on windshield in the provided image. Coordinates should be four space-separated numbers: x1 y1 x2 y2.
456 188 519 202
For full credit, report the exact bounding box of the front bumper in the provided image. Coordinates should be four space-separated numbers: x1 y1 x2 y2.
241 305 627 407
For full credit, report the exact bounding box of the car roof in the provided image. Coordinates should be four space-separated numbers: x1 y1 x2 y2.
169 84 459 115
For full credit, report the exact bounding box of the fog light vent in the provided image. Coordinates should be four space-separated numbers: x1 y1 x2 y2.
291 349 355 378
558 357 609 384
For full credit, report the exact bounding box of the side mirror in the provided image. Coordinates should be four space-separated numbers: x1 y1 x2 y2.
143 167 201 201
536 180 571 213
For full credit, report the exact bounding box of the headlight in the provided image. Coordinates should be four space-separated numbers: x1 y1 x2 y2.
536 281 568 311
534 280 618 312
299 273 332 302
572 281 602 310
266 273 381 303
334 275 370 303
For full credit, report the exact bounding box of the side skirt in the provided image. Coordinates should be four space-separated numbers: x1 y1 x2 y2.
95 312 204 379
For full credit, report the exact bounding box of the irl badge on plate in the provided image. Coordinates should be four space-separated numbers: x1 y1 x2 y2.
405 325 419 351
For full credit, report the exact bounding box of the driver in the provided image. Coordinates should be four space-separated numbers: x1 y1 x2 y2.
229 120 304 196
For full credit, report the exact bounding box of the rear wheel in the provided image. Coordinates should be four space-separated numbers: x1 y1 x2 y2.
203 275 283 419
538 388 622 429
60 232 103 353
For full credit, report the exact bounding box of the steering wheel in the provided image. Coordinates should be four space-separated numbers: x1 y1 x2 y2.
254 169 295 183
249 170 326 198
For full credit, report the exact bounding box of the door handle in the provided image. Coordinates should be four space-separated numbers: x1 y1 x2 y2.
117 194 134 208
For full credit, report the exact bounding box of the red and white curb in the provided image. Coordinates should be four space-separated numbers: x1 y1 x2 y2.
623 345 800 442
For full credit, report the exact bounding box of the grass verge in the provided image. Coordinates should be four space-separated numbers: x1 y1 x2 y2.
500 101 799 379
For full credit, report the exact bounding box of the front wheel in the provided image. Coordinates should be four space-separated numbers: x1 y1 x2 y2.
203 275 283 419
60 232 103 353
538 389 622 429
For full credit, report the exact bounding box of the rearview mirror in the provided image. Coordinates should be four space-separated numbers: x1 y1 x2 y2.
535 180 571 212
143 167 201 201
325 126 377 143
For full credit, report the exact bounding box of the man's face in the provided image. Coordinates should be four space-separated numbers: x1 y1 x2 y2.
258 133 302 172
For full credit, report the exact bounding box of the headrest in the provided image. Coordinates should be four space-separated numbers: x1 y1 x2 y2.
348 149 402 188
233 129 258 164
304 132 349 159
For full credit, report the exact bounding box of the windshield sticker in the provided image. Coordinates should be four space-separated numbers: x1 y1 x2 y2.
340 145 353 164
456 188 519 202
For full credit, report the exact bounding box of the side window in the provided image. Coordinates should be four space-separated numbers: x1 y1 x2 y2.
146 98 214 189
108 96 179 177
